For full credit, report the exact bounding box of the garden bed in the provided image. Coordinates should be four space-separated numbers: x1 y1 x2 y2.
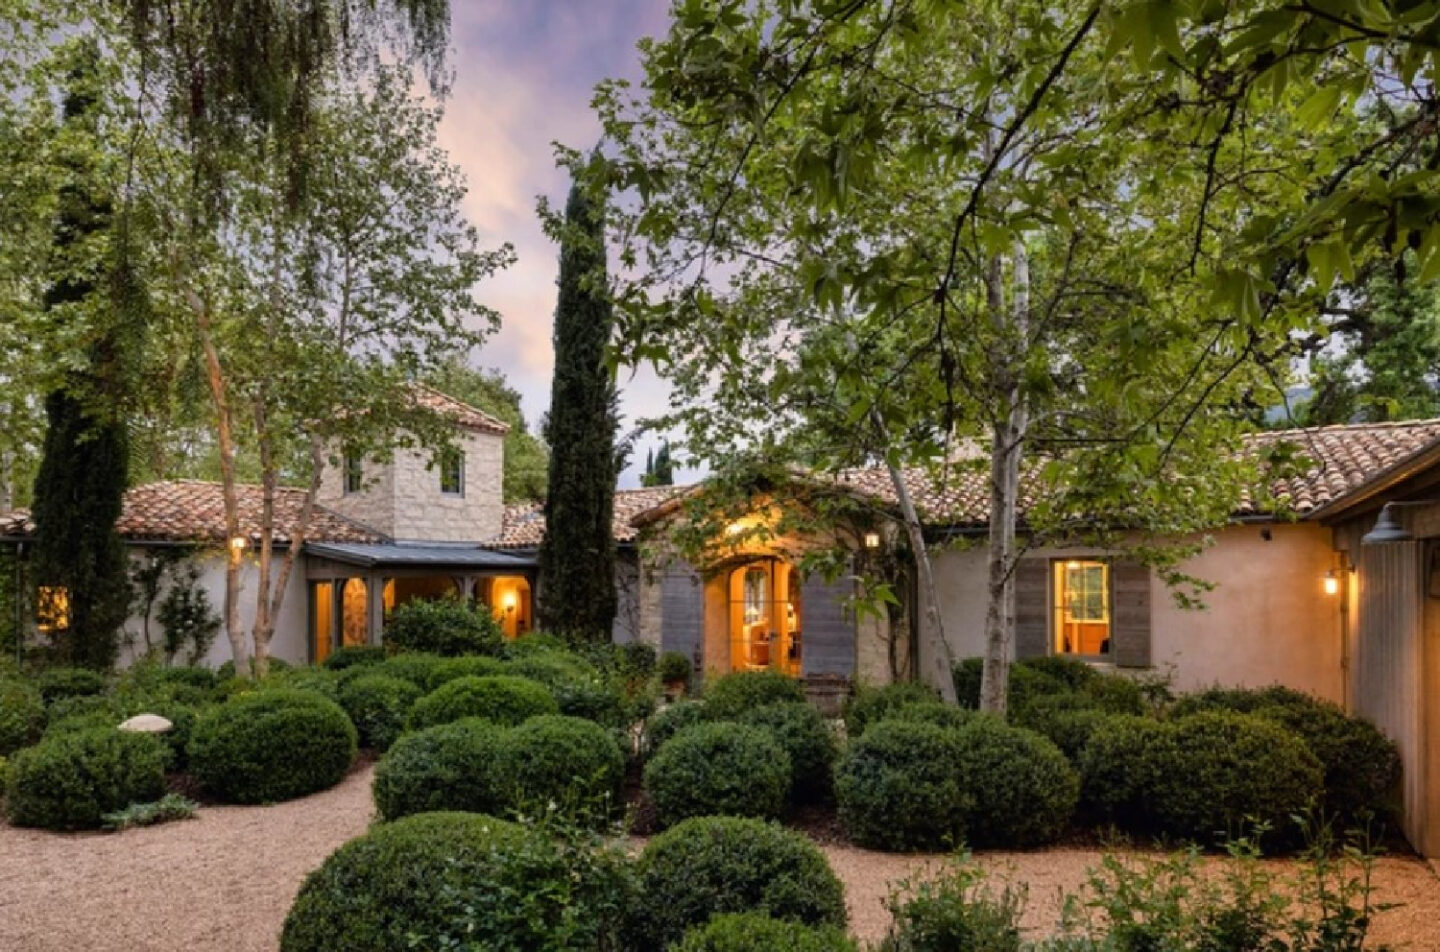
3 762 1440 951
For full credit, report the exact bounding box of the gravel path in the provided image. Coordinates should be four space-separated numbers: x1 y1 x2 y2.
2 762 1438 950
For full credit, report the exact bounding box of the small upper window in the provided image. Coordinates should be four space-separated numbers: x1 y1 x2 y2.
439 447 464 496
343 450 363 494
1053 560 1110 657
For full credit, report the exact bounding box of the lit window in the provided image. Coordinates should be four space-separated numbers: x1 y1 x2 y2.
1053 560 1110 657
343 450 363 494
37 586 70 632
439 447 464 496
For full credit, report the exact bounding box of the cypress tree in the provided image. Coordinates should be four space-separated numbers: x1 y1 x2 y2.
655 441 674 486
538 181 618 642
29 50 135 670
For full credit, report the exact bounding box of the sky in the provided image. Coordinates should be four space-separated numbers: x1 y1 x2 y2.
436 1 678 487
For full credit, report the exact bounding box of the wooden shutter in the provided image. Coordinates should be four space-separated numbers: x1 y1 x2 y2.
1110 561 1151 668
660 562 704 685
1014 558 1050 660
800 571 856 678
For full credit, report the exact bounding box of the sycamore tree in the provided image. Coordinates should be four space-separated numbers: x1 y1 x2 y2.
589 0 1336 710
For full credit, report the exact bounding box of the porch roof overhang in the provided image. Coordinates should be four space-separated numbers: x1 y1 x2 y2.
303 541 537 570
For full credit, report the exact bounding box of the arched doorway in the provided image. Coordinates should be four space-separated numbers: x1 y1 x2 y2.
341 578 369 647
727 558 802 676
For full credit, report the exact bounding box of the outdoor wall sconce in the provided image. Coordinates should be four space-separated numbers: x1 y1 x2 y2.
501 591 517 614
1323 570 1339 596
229 536 248 552
864 531 881 550
1361 500 1439 545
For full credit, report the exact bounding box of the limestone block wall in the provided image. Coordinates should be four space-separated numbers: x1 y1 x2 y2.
318 446 396 537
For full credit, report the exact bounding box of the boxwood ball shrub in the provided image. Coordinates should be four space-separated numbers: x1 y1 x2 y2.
408 675 558 730
1250 701 1401 822
281 812 634 952
673 913 860 952
739 702 838 805
703 669 806 719
356 653 445 691
505 650 599 688
371 718 509 820
952 658 1066 711
36 667 108 703
632 816 847 951
380 596 504 657
835 720 966 851
320 645 387 671
5 727 167 829
1076 714 1177 832
505 715 625 824
338 674 423 751
644 722 791 827
658 650 693 687
886 701 977 733
1169 683 1321 719
188 690 356 804
952 717 1078 848
0 679 45 755
842 681 940 738
643 700 708 757
423 654 507 691
265 666 342 701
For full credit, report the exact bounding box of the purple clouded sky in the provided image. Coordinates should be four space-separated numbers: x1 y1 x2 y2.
436 0 678 487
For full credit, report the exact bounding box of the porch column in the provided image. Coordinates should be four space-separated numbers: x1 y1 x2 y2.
329 581 344 655
454 576 477 601
366 576 384 646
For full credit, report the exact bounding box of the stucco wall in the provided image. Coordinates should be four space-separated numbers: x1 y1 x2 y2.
117 546 310 669
928 523 1344 700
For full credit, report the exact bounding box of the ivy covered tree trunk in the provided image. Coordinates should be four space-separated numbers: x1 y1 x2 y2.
538 181 619 642
30 50 136 671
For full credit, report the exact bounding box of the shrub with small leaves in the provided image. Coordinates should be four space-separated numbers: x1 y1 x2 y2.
320 645 386 671
658 650 693 687
36 667 107 704
1251 701 1401 824
338 674 423 751
505 715 625 825
188 690 356 804
952 717 1078 848
703 669 806 719
5 726 167 829
101 793 199 831
381 596 504 656
643 700 708 758
1077 714 1178 833
216 657 291 680
842 681 940 738
644 722 791 827
371 717 510 821
355 652 444 692
498 632 570 658
835 720 966 851
1169 683 1321 719
632 816 847 951
885 701 977 733
673 913 860 952
739 702 838 805
408 674 558 730
952 659 1066 711
1013 693 1117 762
423 654 508 691
0 679 45 755
263 666 342 701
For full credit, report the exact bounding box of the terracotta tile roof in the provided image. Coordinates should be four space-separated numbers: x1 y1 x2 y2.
410 384 510 436
489 486 688 549
0 480 384 545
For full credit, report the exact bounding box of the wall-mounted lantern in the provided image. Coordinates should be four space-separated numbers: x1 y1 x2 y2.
229 535 248 552
501 590 518 615
1323 569 1339 596
864 531 881 550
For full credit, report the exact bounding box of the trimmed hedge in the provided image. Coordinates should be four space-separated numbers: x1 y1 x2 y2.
1251 701 1400 823
188 690 356 804
357 653 445 692
338 675 423 751
644 722 790 827
835 720 966 851
674 913 860 952
371 718 509 821
0 679 45 755
643 700 708 758
632 816 847 951
506 715 625 824
380 597 504 657
739 702 838 805
408 675 558 730
952 717 1078 848
886 701 977 733
842 681 940 738
5 726 167 829
264 667 341 701
36 667 108 703
320 645 387 671
423 654 507 691
952 659 1067 711
703 670 806 719
1076 714 1176 832
281 811 634 952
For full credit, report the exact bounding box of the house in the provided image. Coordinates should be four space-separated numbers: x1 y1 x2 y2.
6 396 1440 853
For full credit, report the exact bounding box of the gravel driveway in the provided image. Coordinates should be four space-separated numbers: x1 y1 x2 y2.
2 763 1438 950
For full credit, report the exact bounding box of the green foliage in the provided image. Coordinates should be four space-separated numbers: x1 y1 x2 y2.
953 660 1071 712
500 632 569 658
703 669 806 719
952 717 1078 849
5 726 166 829
216 657 292 680
1169 683 1322 719
835 720 966 852
673 913 859 952
36 666 107 703
101 793 198 831
408 674 558 730
1251 702 1400 826
263 666 342 701
880 860 1025 952
358 652 443 691
320 645 386 671
1076 714 1177 833
156 563 221 666
423 654 507 690
188 690 356 804
643 699 708 757
842 681 941 737
644 721 791 828
537 179 619 643
371 717 509 821
381 597 503 657
0 678 44 755
886 701 978 733
632 816 847 951
337 674 422 751
281 812 635 952
738 701 838 805
505 715 625 826
658 650 692 686
1014 697 1114 763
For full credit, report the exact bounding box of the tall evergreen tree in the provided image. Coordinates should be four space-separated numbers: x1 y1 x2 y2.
538 181 618 642
654 441 675 486
30 50 137 670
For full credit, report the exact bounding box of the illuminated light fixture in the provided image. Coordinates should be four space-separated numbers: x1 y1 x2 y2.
1323 570 1339 596
724 521 745 537
229 536 248 552
1065 560 1081 570
501 590 518 613
864 531 881 550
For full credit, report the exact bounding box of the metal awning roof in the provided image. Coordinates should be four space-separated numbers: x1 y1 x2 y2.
304 541 537 570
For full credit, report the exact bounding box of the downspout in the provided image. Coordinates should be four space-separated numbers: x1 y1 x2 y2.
1339 549 1351 713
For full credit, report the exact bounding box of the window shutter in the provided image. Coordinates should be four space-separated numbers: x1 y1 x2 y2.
800 571 856 679
660 562 705 687
1014 558 1050 660
1110 561 1151 668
